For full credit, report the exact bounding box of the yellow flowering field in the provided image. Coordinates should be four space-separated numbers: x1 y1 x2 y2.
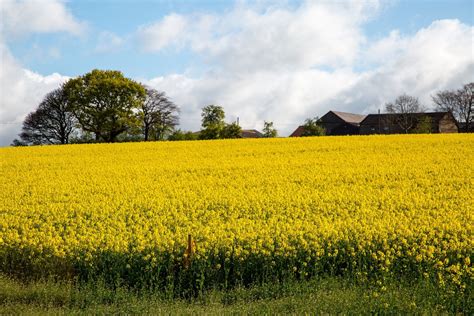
0 134 473 292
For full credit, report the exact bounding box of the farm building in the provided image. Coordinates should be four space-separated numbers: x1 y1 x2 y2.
359 112 458 134
289 126 305 137
241 129 263 138
290 111 366 136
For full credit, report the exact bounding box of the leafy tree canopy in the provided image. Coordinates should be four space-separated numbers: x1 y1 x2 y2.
302 117 325 136
262 121 277 138
200 105 226 139
201 105 225 129
64 69 145 142
168 129 197 141
221 122 242 139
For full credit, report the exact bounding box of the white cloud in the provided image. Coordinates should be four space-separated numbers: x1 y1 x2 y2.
145 68 360 134
142 15 473 136
137 1 379 72
138 14 188 52
95 31 124 53
0 0 86 37
365 30 404 64
0 0 83 146
351 19 474 112
0 41 69 145
136 1 381 134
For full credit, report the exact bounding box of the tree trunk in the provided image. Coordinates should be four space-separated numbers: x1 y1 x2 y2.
144 125 149 141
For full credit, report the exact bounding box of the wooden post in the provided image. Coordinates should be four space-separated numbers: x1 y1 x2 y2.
183 234 193 269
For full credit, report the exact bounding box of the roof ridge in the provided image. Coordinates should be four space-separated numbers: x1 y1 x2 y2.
329 111 366 123
331 110 364 115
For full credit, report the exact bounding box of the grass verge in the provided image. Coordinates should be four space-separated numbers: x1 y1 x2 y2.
0 274 471 314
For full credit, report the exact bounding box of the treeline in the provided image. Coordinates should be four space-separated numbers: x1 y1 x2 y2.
12 69 473 146
12 69 278 146
302 83 473 136
431 82 473 132
383 83 473 133
13 70 179 145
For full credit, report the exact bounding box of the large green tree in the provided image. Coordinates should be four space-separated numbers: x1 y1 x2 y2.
200 105 226 139
64 69 145 142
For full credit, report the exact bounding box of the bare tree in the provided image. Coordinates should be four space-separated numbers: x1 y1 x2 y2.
141 87 179 141
432 91 457 113
385 94 424 133
20 85 76 145
433 82 473 132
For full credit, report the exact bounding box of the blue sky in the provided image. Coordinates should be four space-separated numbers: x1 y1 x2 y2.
8 0 238 77
0 0 473 145
6 0 473 77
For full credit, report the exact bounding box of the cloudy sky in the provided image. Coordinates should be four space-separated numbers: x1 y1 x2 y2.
0 0 473 146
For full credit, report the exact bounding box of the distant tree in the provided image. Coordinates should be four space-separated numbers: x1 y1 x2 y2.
168 129 197 141
385 94 424 133
10 139 27 146
64 69 145 142
221 122 242 139
432 91 458 114
199 125 221 140
262 121 278 138
19 85 76 145
411 116 432 134
116 125 143 142
200 105 225 139
433 82 473 132
69 131 95 144
141 87 179 141
167 130 184 141
302 117 325 136
201 105 225 128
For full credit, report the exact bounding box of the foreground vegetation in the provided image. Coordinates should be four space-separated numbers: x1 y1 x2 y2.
1 134 473 312
1 274 470 314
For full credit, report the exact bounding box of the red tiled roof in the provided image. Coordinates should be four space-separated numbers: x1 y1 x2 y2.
290 126 305 137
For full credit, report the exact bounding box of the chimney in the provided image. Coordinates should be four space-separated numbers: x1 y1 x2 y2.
378 109 381 134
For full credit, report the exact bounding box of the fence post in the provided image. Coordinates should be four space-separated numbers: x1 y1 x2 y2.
183 234 194 269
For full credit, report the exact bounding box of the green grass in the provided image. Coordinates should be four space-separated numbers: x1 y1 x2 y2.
1 274 471 315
